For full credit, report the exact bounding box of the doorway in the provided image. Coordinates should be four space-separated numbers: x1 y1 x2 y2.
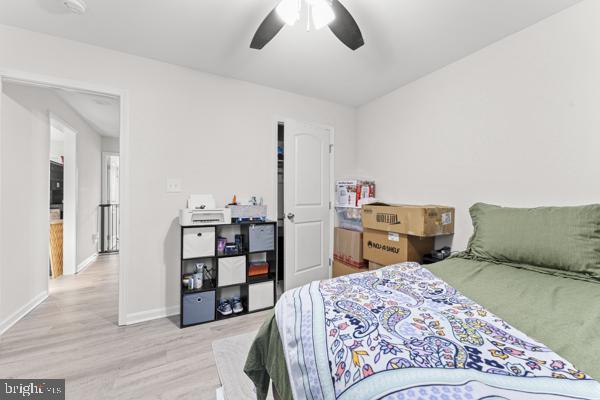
0 72 128 328
49 114 78 276
276 119 334 292
100 152 120 254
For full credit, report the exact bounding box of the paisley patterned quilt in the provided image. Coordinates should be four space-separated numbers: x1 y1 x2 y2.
275 263 600 399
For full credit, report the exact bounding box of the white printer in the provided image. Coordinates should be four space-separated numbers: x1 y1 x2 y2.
179 195 231 226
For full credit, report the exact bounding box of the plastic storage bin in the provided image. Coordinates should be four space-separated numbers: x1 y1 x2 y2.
183 227 216 259
248 224 275 252
336 207 363 232
182 291 215 325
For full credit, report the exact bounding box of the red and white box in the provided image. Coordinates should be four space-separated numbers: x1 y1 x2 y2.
335 180 375 208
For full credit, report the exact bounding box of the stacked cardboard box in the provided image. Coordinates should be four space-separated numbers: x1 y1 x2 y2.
333 228 367 277
333 260 363 278
361 203 455 266
334 228 366 268
368 261 384 270
332 179 376 278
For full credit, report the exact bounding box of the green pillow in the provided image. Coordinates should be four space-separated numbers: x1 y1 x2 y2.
467 203 600 279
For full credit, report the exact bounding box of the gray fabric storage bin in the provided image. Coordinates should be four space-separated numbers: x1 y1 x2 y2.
183 291 215 325
249 224 275 252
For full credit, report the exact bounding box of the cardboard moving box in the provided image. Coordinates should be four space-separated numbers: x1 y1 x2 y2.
368 261 384 271
334 228 366 268
363 229 434 266
332 260 365 278
362 203 455 237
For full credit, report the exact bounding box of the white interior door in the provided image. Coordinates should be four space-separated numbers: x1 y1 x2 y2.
284 119 332 291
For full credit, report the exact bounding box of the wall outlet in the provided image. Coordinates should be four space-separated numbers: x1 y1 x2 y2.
167 178 182 193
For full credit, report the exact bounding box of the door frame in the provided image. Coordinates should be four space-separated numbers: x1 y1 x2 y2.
272 116 335 289
101 151 120 253
0 68 130 326
49 112 78 276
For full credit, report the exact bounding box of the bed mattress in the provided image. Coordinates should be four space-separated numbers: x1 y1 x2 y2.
245 255 600 399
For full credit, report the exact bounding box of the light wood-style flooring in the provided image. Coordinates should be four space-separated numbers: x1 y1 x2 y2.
0 255 269 399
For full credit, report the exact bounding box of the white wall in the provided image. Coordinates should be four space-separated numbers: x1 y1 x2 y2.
2 83 103 271
356 0 600 250
0 24 357 324
0 90 49 333
101 136 119 154
50 135 64 163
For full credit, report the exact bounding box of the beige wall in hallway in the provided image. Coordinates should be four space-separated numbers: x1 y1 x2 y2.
0 91 49 333
0 82 105 332
101 136 119 154
3 83 103 269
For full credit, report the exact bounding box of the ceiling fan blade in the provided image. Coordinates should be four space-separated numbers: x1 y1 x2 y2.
328 0 364 50
250 8 286 50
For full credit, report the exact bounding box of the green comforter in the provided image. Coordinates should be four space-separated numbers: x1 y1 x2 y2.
427 254 600 380
244 255 600 399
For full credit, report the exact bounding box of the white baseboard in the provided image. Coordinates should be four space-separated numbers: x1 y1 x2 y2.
76 252 98 274
125 305 179 325
0 291 48 336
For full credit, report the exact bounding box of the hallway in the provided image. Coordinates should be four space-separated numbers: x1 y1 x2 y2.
0 255 268 399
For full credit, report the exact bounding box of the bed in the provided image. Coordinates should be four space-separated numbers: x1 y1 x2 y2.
245 203 600 399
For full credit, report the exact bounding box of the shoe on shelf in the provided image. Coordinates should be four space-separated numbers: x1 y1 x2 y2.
231 296 244 314
217 299 233 316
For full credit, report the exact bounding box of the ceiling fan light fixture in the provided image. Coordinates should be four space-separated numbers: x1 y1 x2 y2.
311 0 335 30
251 0 363 50
276 0 300 26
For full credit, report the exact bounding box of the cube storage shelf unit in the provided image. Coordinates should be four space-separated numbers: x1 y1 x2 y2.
179 221 277 328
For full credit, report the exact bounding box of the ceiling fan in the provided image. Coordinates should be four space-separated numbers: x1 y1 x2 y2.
250 0 364 51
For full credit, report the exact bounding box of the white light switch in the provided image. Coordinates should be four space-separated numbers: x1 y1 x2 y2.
167 178 182 193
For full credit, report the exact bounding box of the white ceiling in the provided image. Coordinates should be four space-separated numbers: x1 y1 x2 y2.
0 0 580 106
3 80 120 137
55 89 120 137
